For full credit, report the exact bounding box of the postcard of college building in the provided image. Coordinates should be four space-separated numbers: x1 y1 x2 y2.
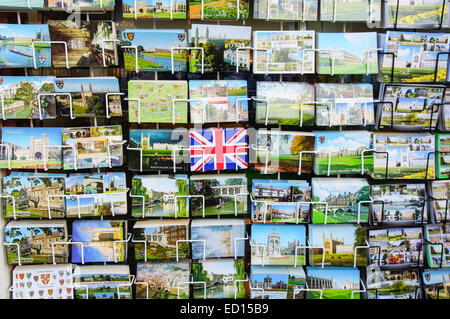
121 29 188 72
128 80 188 123
0 24 51 68
48 0 116 10
189 0 249 19
317 32 378 74
422 268 450 299
255 82 315 126
189 80 249 123
253 0 318 21
436 133 450 178
309 224 367 267
71 220 126 263
129 129 189 171
1 127 63 170
430 180 450 223
4 220 68 265
425 224 450 268
191 219 246 259
384 0 447 28
251 179 311 223
136 261 190 299
122 0 187 19
253 31 315 74
311 178 371 224
0 0 44 9
320 0 381 21
306 267 361 299
193 258 246 299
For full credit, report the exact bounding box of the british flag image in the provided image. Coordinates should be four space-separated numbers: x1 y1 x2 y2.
190 128 248 171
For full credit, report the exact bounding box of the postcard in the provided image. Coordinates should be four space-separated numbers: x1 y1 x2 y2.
189 80 248 123
190 128 248 172
436 133 450 178
71 220 126 263
136 261 190 299
133 219 190 260
193 258 246 299
189 24 251 72
313 131 373 175
129 129 190 171
311 178 371 224
253 31 315 74
128 80 188 123
255 82 315 126
0 24 51 68
306 267 361 299
384 0 448 28
309 224 367 267
320 0 381 21
122 29 187 72
371 183 427 225
368 227 424 267
254 130 315 174
122 0 187 19
190 174 247 217
422 268 450 299
251 179 311 223
73 265 132 299
62 125 123 170
189 0 249 19
191 219 246 259
317 32 378 74
443 103 450 131
0 0 44 9
253 0 318 21
4 220 68 265
12 264 73 299
430 180 450 223
48 0 116 10
424 224 450 268
1 127 63 170
382 31 450 83
373 132 435 179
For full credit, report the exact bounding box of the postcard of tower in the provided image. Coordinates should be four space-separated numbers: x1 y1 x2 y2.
128 80 188 123
1 127 63 170
320 0 381 21
255 82 315 126
253 0 318 21
0 76 57 119
309 224 367 267
368 227 424 267
306 267 361 299
188 0 249 19
253 31 315 74
191 219 246 259
315 83 375 126
436 133 450 178
193 258 246 299
136 261 190 299
424 224 450 268
133 219 190 260
122 0 187 19
371 183 427 225
422 268 450 299
4 220 68 265
384 0 447 28
62 125 123 170
48 20 118 68
71 220 126 263
48 0 116 10
253 130 315 174
190 174 247 217
251 179 311 223
188 24 251 73
382 32 450 83
72 265 132 299
2 173 66 218
121 29 187 72
311 178 371 224
0 24 51 69
0 0 44 9
373 132 435 179
250 224 306 266
430 180 450 223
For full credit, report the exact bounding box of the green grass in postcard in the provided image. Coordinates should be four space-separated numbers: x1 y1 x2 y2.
193 201 245 216
308 290 358 299
313 210 369 224
313 253 365 267
317 155 372 174
266 255 305 265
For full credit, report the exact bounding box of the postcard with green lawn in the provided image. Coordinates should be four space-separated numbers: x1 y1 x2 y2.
128 80 188 123
320 0 381 21
382 32 450 83
4 220 68 265
253 31 315 74
309 224 367 267
371 183 427 225
71 220 127 263
251 179 311 223
311 178 371 224
424 224 450 268
189 80 248 123
0 0 44 9
122 29 187 72
422 268 450 299
384 0 448 28
306 267 361 299
189 0 249 19
136 261 190 299
193 258 246 299
133 219 190 261
436 133 450 178
373 132 435 179
430 180 450 223
48 0 116 10
255 82 315 126
253 0 318 21
250 224 306 266
122 0 187 19
368 227 424 267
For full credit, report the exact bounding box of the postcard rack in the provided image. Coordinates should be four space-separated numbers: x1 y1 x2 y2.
425 151 449 179
390 0 447 29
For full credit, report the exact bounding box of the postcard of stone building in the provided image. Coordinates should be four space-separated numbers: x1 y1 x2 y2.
48 0 116 10
188 0 249 19
422 268 450 299
424 224 450 268
306 267 361 299
122 0 187 19
253 0 318 21
384 0 448 29
436 133 450 178
320 0 381 22
430 180 450 223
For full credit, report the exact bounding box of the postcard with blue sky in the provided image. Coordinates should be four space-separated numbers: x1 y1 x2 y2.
306 267 361 299
123 0 187 19
0 0 44 8
48 0 115 9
